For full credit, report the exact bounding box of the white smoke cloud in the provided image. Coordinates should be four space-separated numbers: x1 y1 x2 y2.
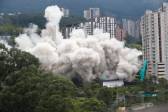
15 5 142 81
0 40 11 49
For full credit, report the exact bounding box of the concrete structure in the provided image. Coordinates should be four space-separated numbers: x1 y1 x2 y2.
140 3 168 79
61 8 70 17
61 26 78 38
122 19 140 39
103 80 124 88
62 16 116 39
133 104 168 112
84 8 100 19
135 20 141 39
84 10 91 20
81 21 95 35
115 25 127 41
95 17 116 38
81 17 116 38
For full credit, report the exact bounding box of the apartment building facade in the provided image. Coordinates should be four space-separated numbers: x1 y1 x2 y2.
140 3 168 79
81 17 116 38
84 8 100 20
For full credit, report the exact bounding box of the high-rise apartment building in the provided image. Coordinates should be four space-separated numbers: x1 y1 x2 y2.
80 17 116 38
90 8 100 19
61 27 74 39
61 8 70 17
81 21 95 35
84 8 100 20
115 25 127 41
122 19 140 39
135 20 141 39
140 3 168 79
84 10 91 20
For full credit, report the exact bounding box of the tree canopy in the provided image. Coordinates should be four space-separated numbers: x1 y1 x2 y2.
0 44 109 112
1 43 168 112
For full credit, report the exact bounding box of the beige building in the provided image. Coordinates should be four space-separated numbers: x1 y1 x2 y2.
140 3 168 79
115 25 127 41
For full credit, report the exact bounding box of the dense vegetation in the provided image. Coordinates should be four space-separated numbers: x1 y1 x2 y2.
0 14 46 28
0 44 108 112
0 14 86 29
0 14 86 46
1 43 168 112
125 34 141 43
0 24 23 36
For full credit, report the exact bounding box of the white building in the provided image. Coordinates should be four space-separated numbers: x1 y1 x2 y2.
84 8 100 20
103 80 124 88
62 16 116 39
81 17 116 38
61 26 79 38
140 3 168 79
61 8 70 17
95 17 116 38
81 21 95 35
128 20 135 37
90 8 100 19
84 10 91 20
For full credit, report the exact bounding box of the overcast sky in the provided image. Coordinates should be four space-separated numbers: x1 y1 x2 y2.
0 0 167 18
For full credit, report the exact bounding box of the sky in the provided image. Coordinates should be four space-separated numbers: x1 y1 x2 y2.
0 0 167 18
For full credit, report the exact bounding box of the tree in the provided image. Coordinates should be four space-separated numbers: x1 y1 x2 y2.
79 98 107 112
82 81 102 98
97 87 116 106
35 95 75 112
126 43 142 50
0 66 41 112
125 35 141 45
0 44 109 112
0 64 78 112
0 44 39 81
0 24 22 35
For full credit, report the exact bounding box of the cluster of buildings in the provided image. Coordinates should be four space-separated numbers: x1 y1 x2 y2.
60 4 168 81
60 8 142 88
140 3 168 79
80 16 116 38
61 3 168 82
61 8 140 42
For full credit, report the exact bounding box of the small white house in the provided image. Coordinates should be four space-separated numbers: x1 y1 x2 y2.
103 80 124 88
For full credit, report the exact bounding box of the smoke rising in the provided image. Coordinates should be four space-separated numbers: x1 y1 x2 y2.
14 5 142 81
0 40 11 49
